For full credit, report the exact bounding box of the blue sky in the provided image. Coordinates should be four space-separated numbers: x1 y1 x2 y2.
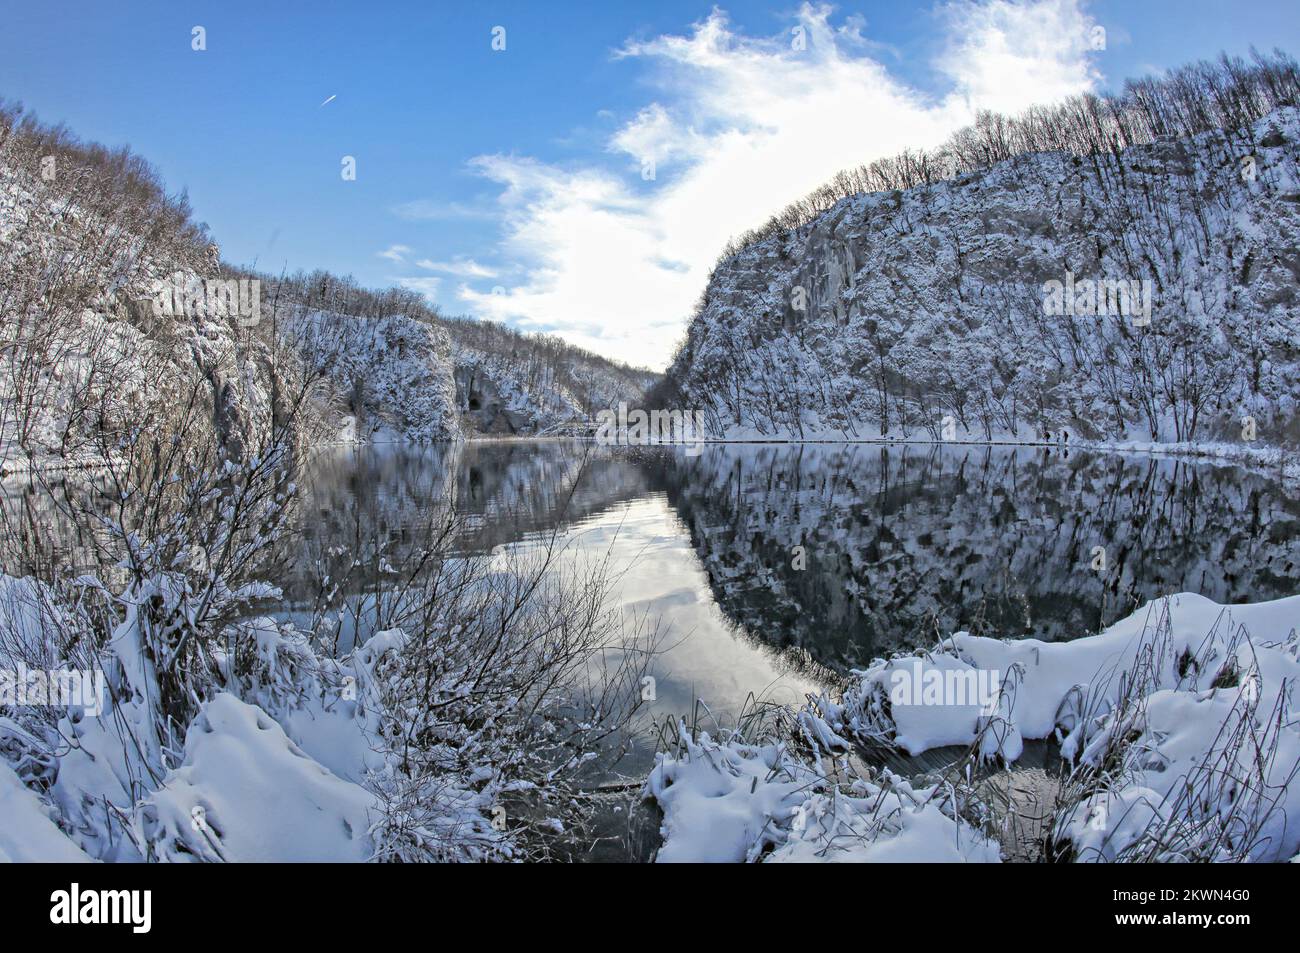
3 0 1298 368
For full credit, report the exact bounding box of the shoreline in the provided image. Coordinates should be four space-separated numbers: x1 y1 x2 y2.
6 433 1297 483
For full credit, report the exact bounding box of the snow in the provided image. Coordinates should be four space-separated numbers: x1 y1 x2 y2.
644 721 1000 863
771 782 1001 864
137 693 377 862
0 761 92 863
645 592 1300 863
645 726 816 863
814 592 1300 756
0 560 525 863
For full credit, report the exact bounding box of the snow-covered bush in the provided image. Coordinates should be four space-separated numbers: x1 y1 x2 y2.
0 387 651 862
644 714 1000 863
351 522 655 861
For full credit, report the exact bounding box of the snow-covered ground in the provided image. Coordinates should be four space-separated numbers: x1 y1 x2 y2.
645 724 1002 863
643 592 1300 863
0 571 518 863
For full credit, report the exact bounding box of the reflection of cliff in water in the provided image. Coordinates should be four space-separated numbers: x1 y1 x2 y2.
0 473 101 578
286 441 654 604
640 444 1300 670
11 440 1299 682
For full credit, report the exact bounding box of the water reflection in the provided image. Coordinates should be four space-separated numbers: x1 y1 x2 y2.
292 440 1300 687
7 440 1297 718
639 443 1300 668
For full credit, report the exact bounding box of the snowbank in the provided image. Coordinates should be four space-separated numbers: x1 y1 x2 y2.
812 592 1299 755
644 721 999 863
0 761 92 863
646 593 1300 863
138 693 377 862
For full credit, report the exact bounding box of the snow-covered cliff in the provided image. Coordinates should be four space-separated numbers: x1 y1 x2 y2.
664 104 1300 445
441 316 658 435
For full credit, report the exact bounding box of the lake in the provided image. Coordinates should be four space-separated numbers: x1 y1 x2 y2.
289 440 1300 768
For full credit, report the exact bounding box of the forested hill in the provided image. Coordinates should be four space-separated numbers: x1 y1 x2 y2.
0 98 655 469
653 53 1300 447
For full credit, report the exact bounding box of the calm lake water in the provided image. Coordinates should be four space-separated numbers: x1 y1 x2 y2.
290 439 1300 752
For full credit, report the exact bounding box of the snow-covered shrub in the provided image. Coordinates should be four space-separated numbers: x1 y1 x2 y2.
643 717 1000 863
1 391 653 862
1048 606 1300 862
359 538 656 861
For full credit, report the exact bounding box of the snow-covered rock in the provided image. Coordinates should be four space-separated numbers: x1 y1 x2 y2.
664 104 1300 447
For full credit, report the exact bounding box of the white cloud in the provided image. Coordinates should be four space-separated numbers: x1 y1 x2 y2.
450 1 1102 369
416 257 499 279
937 0 1104 114
376 244 412 263
396 276 442 300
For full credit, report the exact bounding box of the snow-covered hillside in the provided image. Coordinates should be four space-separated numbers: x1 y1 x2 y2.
661 59 1300 447
0 122 462 468
0 106 654 466
282 308 459 444
441 315 658 435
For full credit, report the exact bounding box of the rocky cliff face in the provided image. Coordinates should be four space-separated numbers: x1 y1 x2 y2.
453 364 533 435
665 108 1300 445
283 309 460 444
0 162 287 467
